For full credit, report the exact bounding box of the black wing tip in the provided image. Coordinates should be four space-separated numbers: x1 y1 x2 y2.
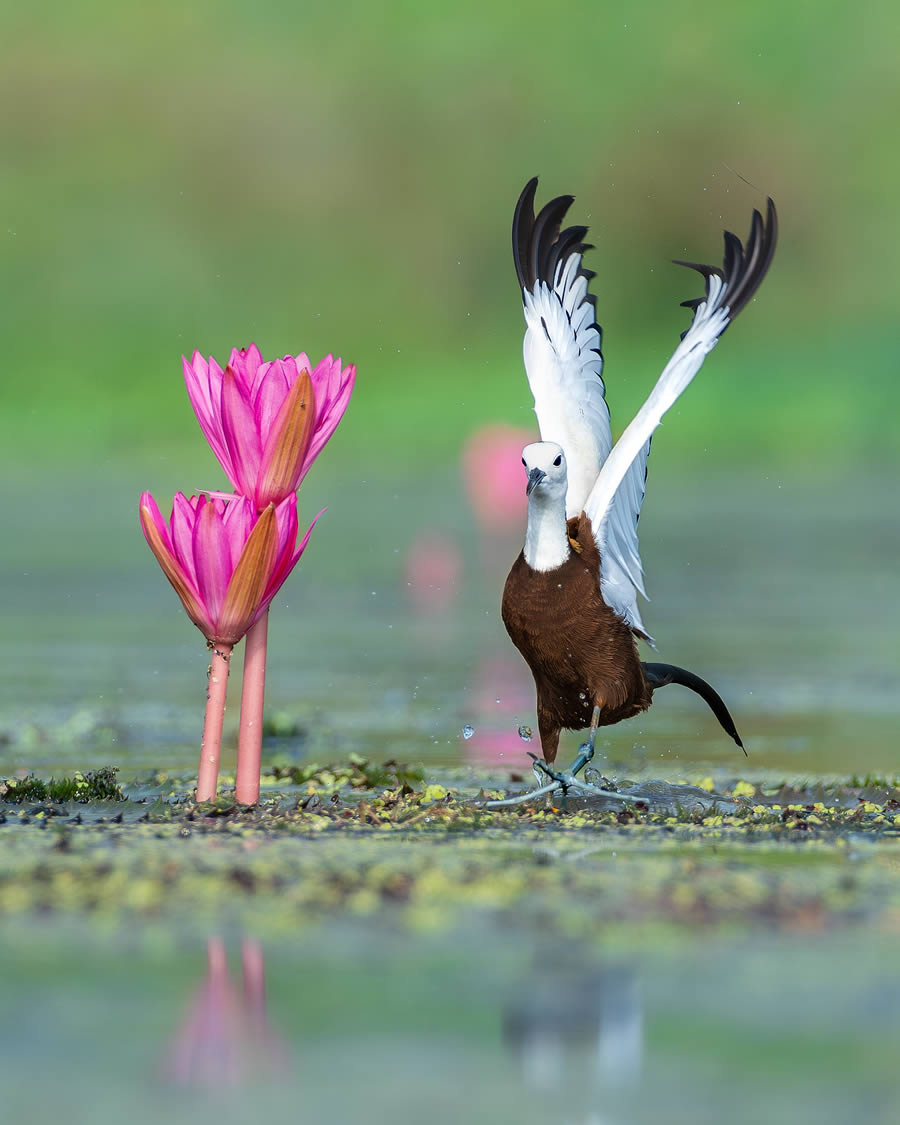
675 196 778 328
512 176 590 294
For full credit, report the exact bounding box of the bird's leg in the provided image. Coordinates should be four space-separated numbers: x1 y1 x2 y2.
531 716 561 789
568 705 601 777
526 707 602 793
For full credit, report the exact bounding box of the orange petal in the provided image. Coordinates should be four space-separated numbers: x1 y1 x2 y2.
257 370 316 505
140 503 212 636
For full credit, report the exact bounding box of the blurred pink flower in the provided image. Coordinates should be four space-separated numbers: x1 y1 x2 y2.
462 424 533 534
140 491 319 645
183 343 355 509
404 531 463 614
464 655 535 767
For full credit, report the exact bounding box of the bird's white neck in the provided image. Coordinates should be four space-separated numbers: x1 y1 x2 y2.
523 492 570 572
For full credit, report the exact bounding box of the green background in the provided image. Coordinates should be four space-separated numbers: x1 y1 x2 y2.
3 0 897 479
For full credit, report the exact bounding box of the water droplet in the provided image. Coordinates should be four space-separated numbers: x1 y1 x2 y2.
518 725 533 742
462 725 475 740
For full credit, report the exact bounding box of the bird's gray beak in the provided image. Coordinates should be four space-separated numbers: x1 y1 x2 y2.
526 467 546 496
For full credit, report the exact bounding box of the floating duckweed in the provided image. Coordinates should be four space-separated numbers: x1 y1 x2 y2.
1 761 899 942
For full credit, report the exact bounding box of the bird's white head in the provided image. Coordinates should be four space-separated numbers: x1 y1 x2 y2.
521 441 567 502
520 441 569 571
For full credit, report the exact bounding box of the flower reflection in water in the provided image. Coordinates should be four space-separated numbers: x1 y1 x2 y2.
163 938 287 1087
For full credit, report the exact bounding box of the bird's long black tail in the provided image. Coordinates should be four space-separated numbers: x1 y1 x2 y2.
642 662 746 755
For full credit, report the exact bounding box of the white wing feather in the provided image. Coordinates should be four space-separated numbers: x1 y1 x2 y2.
522 253 610 517
515 181 776 640
517 189 653 633
598 442 652 639
585 277 730 537
588 197 777 635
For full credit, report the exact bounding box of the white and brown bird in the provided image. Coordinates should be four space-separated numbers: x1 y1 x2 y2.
501 177 777 783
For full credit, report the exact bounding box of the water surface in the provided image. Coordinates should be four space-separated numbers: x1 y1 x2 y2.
2 466 896 781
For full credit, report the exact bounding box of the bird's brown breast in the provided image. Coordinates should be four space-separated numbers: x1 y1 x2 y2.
502 515 650 732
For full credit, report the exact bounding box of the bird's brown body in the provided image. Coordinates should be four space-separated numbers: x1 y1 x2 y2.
502 514 651 764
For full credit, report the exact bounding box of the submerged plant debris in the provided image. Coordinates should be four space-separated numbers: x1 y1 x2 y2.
1 757 900 942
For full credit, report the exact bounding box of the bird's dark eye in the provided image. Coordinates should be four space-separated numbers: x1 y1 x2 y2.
521 458 526 466
553 454 562 467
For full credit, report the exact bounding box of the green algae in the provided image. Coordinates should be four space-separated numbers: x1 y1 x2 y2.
1 759 900 945
0 766 125 805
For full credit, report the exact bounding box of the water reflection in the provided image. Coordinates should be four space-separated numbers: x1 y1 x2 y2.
454 426 537 765
163 938 287 1087
2 924 899 1124
504 957 642 1094
1 466 898 776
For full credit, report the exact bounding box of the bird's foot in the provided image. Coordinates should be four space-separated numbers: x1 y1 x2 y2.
527 755 575 809
484 709 624 809
530 756 568 788
484 753 627 808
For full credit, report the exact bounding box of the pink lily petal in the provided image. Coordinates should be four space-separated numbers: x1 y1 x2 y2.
220 365 263 501
140 493 212 637
252 358 296 439
221 494 254 570
183 345 354 507
194 488 241 503
192 496 232 625
266 494 301 586
230 343 263 390
171 491 201 588
140 490 170 543
141 490 308 646
184 354 233 474
300 358 355 481
182 353 214 421
263 506 325 610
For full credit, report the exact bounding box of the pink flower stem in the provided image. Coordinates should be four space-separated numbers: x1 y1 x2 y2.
235 609 269 805
197 642 233 802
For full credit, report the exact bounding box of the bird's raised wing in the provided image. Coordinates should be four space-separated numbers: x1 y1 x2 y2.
513 177 611 517
598 444 653 639
586 199 778 635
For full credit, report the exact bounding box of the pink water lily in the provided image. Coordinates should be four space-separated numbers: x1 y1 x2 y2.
139 491 319 645
183 344 355 509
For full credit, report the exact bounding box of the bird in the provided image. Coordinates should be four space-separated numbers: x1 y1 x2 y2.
501 177 777 784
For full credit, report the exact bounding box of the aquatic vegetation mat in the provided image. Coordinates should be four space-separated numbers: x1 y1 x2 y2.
2 758 900 942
